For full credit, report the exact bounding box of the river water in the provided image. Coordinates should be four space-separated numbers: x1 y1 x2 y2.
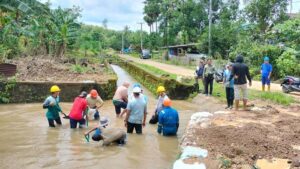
0 65 197 169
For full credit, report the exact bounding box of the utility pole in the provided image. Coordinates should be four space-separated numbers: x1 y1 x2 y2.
138 22 144 50
122 32 124 54
290 0 293 14
208 0 212 57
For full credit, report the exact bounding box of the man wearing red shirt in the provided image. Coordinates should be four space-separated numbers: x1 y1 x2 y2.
69 91 88 128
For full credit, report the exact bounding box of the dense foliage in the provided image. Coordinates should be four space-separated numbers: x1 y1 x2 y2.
0 0 299 78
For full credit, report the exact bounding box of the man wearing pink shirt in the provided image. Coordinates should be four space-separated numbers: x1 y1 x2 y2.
112 82 130 117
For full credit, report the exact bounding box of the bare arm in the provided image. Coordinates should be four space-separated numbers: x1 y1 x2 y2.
143 106 147 127
84 126 98 136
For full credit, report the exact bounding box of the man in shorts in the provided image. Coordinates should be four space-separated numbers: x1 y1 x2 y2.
261 56 273 91
229 55 252 111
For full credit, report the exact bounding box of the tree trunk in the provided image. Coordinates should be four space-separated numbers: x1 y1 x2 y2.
156 21 158 33
56 43 65 58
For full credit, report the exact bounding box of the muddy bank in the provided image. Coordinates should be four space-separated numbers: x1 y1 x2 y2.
180 95 300 168
1 57 117 103
10 56 115 82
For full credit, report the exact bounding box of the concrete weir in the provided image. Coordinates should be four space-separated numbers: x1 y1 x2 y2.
0 67 117 103
5 80 117 103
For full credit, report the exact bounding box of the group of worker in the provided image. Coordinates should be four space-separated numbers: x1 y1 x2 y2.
43 83 179 146
195 55 273 111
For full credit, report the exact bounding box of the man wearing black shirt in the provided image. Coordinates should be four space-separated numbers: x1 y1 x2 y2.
229 55 252 111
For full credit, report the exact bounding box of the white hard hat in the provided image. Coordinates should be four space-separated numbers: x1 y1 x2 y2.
132 87 141 93
100 117 109 127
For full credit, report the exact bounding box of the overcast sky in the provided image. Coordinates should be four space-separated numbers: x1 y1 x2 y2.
39 0 300 31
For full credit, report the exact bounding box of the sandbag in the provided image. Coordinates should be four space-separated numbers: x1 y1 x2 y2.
102 128 126 146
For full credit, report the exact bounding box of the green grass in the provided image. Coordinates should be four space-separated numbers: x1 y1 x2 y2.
198 81 295 106
70 64 94 74
135 63 177 79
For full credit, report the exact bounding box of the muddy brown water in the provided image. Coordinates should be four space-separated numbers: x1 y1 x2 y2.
0 65 198 169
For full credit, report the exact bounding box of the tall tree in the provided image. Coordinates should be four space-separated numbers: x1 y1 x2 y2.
245 0 289 33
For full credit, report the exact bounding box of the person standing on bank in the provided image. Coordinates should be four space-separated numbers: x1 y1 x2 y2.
43 85 64 127
229 55 252 111
203 58 216 96
261 56 273 92
124 87 147 134
223 64 234 109
194 60 205 93
112 82 130 117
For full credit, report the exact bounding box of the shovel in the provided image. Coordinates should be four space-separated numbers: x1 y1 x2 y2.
61 112 70 119
84 134 90 142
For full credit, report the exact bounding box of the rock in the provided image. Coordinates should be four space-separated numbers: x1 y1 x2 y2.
292 158 300 167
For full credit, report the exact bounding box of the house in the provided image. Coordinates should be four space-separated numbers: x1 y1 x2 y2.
161 43 207 60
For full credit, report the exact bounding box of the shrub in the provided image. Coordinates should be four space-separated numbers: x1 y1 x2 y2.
276 49 300 77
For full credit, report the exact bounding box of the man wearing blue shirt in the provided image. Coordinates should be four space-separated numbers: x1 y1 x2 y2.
124 87 147 134
157 98 179 136
261 56 273 91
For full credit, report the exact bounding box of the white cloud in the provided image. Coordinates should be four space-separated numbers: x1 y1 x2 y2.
39 0 145 31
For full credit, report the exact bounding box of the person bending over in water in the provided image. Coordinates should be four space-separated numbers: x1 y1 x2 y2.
84 117 126 146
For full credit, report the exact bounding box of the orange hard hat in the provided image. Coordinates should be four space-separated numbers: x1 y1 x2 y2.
90 89 98 98
163 98 171 107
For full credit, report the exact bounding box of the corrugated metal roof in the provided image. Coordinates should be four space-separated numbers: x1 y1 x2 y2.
160 43 200 49
0 63 17 77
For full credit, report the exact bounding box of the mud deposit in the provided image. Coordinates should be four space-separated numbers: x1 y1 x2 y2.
182 101 300 168
11 57 114 82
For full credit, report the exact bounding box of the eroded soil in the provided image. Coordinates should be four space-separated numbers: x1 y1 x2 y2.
10 56 114 82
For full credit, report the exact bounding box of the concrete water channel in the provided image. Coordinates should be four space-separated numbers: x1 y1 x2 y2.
0 65 197 169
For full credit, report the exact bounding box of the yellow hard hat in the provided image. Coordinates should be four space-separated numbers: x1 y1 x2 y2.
157 86 166 93
50 85 61 93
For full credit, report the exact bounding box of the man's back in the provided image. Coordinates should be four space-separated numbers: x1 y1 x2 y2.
113 86 128 101
232 62 251 85
159 107 179 135
69 97 87 120
127 97 146 124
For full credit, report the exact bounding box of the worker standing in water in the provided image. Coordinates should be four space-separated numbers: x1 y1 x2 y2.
113 82 130 117
149 86 168 124
157 98 179 136
86 89 104 120
124 87 147 134
69 91 88 128
43 85 64 127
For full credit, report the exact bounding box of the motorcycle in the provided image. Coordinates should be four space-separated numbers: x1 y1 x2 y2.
215 69 224 83
281 76 300 93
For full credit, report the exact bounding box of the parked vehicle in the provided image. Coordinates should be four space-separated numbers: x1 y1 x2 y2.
281 76 300 93
215 69 224 83
140 49 151 59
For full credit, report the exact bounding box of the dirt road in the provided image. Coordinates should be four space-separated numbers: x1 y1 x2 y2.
119 54 283 92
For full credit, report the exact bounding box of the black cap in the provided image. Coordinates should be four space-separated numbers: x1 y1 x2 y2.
79 91 88 98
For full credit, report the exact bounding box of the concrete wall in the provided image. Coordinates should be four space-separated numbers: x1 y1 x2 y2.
117 59 196 100
1 79 117 103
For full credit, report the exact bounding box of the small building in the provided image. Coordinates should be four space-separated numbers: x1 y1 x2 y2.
161 43 207 60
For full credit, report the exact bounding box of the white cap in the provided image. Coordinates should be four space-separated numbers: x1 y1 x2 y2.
132 87 141 93
100 117 109 127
